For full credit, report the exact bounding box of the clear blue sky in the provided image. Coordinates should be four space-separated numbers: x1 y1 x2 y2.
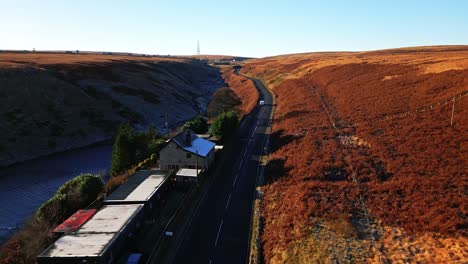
1 0 467 57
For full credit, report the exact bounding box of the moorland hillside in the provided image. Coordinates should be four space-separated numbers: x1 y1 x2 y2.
242 46 468 263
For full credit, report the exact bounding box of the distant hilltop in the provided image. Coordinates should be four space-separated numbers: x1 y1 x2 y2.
0 49 252 61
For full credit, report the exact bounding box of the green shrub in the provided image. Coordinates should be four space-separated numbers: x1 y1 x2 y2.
184 115 209 134
36 194 67 225
148 138 166 156
36 173 103 227
209 111 239 141
110 123 135 176
56 173 103 204
111 123 165 176
207 87 241 118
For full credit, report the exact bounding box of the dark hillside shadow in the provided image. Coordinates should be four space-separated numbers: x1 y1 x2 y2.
264 158 291 184
269 129 302 153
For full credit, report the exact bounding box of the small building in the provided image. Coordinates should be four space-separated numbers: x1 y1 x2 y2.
37 204 144 264
52 209 97 234
159 129 215 171
104 169 172 219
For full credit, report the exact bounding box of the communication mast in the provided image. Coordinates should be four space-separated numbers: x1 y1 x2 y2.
197 40 200 55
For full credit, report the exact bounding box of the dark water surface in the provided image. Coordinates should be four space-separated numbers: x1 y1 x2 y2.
0 144 112 244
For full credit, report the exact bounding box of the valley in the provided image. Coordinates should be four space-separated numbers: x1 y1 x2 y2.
0 52 224 167
0 46 466 263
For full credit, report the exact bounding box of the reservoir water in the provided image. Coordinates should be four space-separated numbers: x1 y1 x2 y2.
0 144 112 244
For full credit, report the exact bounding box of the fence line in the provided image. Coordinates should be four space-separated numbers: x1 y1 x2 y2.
308 81 389 263
284 90 466 137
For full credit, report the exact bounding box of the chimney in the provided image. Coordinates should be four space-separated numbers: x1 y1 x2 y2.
185 129 192 146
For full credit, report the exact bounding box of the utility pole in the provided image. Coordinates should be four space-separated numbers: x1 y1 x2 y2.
196 150 199 176
196 150 199 188
165 114 169 137
197 40 200 55
450 96 455 127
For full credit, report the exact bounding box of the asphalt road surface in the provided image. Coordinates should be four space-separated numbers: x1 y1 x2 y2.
173 74 273 264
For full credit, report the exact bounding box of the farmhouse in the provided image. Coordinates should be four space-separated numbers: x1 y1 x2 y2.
159 129 215 171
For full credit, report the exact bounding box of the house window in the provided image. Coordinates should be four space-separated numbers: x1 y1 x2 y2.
169 164 178 170
186 153 192 159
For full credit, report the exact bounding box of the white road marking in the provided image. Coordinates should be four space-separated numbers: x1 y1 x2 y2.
225 193 232 210
215 220 224 246
232 173 239 187
238 160 243 170
209 260 212 264
250 122 259 138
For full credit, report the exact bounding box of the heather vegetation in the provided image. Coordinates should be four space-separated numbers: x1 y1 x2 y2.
220 67 259 115
242 46 468 263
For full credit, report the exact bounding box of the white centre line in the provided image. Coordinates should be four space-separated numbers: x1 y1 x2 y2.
225 193 232 211
232 173 239 187
214 220 224 246
243 147 248 158
238 160 244 170
249 118 260 138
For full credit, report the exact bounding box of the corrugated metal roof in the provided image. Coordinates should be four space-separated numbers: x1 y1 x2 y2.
38 204 142 258
176 168 200 177
172 129 215 157
104 170 171 203
53 209 97 233
39 233 117 257
78 204 142 233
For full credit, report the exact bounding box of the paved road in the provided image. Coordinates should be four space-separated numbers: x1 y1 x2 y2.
173 74 273 264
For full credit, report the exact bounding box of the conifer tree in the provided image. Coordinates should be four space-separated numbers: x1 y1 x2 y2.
110 123 134 176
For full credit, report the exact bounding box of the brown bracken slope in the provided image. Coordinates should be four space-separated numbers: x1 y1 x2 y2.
220 67 259 115
241 46 468 263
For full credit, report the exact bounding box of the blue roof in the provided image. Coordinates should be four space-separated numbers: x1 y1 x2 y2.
172 130 215 157
183 137 215 157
